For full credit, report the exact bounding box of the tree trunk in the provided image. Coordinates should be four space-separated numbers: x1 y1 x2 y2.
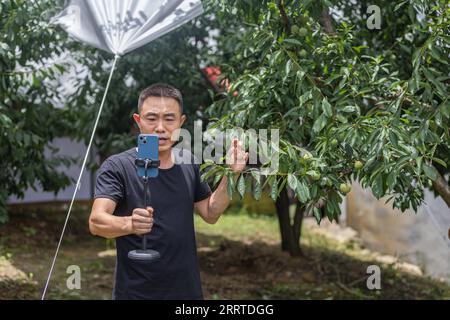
275 187 304 257
319 8 336 35
293 200 305 247
275 187 290 251
432 169 450 210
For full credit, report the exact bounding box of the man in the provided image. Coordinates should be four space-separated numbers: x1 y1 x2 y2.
89 83 248 299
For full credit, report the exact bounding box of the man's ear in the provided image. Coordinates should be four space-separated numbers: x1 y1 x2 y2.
132 113 141 130
180 114 187 126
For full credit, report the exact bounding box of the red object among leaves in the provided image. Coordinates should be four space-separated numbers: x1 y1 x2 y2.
203 66 238 97
204 66 221 85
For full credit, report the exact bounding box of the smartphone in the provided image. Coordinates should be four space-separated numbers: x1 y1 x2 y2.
137 134 159 178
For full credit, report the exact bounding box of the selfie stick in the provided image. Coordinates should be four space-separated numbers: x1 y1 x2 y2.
128 158 161 261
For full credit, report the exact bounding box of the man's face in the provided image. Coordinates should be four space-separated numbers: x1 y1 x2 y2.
133 96 186 153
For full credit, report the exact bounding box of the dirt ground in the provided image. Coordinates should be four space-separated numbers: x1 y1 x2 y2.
1 203 449 300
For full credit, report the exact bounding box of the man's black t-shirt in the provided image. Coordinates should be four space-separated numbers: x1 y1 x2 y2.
93 147 211 300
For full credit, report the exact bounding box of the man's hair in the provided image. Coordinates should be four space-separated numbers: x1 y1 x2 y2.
138 83 183 114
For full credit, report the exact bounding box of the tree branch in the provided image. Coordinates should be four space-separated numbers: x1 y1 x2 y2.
277 0 291 31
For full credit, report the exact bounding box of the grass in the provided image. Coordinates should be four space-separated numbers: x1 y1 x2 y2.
195 211 280 244
195 210 450 300
0 203 449 300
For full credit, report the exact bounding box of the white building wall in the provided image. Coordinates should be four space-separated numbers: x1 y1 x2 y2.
7 137 93 203
345 182 450 283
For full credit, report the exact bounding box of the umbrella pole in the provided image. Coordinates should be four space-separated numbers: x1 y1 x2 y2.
41 54 120 300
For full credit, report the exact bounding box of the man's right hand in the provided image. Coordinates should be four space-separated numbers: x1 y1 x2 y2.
131 207 154 235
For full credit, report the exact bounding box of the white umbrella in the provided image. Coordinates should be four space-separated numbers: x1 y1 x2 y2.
42 0 203 300
52 0 203 55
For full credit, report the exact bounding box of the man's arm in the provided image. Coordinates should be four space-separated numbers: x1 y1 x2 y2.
194 174 236 224
89 198 154 239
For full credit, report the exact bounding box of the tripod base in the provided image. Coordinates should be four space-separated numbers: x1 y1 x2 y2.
128 249 161 262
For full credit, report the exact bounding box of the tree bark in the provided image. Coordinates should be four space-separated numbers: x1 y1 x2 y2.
432 169 450 209
293 200 305 255
319 7 336 35
275 187 291 251
275 187 304 256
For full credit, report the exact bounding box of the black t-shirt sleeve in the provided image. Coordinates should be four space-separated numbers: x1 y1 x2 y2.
194 164 212 203
94 158 124 204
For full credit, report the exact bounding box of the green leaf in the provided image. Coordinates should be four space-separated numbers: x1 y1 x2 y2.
394 1 408 11
253 179 262 200
237 174 246 199
296 180 310 202
312 113 327 133
285 60 292 79
423 164 438 181
326 200 334 221
251 170 261 183
299 90 312 105
270 178 278 201
432 157 447 168
416 156 423 175
32 73 40 88
372 174 384 198
336 114 348 123
287 173 298 190
248 74 261 85
388 131 399 148
251 170 262 200
313 207 322 224
227 173 235 199
341 105 357 113
412 48 422 70
439 103 449 119
213 172 224 188
386 171 397 190
284 38 302 46
322 98 332 117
